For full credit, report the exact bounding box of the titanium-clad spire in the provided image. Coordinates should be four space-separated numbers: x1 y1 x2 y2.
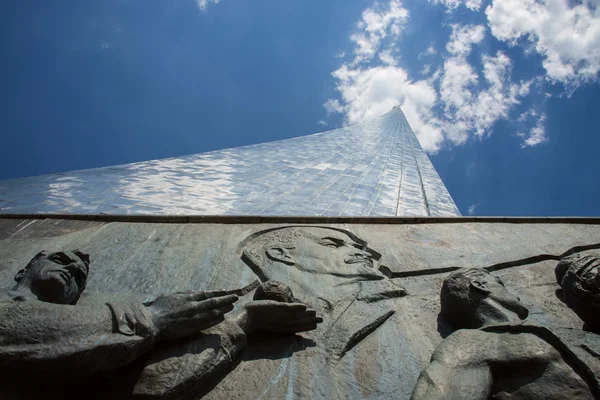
0 107 460 216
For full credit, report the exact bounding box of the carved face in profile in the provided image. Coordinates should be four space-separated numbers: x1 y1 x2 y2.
14 250 90 305
556 254 600 330
241 226 384 282
441 268 529 329
267 227 381 278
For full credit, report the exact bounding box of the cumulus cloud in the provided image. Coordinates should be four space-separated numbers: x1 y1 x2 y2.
196 0 220 11
326 3 543 153
486 0 600 86
329 63 445 152
325 0 445 152
446 24 486 56
349 0 408 63
441 49 533 143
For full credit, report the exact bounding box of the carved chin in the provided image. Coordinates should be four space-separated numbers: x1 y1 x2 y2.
38 276 76 303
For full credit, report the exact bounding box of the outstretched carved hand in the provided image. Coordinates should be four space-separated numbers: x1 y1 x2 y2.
235 300 323 336
145 291 238 341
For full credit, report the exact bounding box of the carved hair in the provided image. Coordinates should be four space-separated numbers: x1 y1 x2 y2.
440 268 493 329
555 254 600 328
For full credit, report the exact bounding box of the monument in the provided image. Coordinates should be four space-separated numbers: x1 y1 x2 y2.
0 107 599 399
0 107 459 217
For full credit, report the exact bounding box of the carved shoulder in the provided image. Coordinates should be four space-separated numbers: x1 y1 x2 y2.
430 329 490 367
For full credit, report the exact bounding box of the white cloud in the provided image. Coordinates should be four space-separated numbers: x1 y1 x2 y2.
317 120 328 126
440 57 479 112
196 0 220 11
330 63 445 152
429 0 482 12
446 24 486 56
441 51 532 142
468 203 479 215
349 0 408 63
438 25 532 144
518 113 548 147
466 162 477 178
326 4 538 153
418 46 437 59
324 98 344 115
379 49 398 65
486 0 600 86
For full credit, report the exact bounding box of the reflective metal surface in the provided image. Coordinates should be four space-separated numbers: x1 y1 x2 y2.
0 107 460 216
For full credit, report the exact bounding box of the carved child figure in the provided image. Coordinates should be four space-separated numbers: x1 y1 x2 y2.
411 265 600 400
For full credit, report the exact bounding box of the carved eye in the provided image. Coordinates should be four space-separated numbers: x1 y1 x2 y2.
320 240 341 248
50 254 69 265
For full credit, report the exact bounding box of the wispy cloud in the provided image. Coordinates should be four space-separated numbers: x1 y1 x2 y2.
196 0 221 11
429 0 482 12
349 0 408 64
317 120 328 127
519 114 548 147
468 203 479 215
418 46 437 59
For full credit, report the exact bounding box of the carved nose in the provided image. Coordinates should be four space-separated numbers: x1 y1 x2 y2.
64 263 79 276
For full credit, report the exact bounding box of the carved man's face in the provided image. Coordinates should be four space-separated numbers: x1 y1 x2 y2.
268 228 383 279
15 251 89 304
465 270 529 324
556 254 600 329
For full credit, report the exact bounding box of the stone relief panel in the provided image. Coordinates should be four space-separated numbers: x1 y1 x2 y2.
0 219 599 399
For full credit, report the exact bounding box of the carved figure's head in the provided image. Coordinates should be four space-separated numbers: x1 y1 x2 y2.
13 250 90 305
240 226 383 283
441 268 529 329
555 254 600 330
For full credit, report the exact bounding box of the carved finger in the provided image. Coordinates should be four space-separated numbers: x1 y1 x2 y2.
280 316 323 328
188 290 228 301
275 324 319 334
198 304 235 320
247 301 308 313
196 294 238 310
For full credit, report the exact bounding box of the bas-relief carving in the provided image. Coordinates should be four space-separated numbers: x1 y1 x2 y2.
3 225 600 400
411 257 600 400
238 226 407 359
0 251 322 399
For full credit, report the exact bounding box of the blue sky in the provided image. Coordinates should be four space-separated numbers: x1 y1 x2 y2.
0 0 599 216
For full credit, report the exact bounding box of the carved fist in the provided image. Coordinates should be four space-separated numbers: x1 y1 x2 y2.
144 291 238 341
235 300 323 336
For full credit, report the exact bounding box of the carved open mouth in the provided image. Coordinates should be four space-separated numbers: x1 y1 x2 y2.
346 258 374 268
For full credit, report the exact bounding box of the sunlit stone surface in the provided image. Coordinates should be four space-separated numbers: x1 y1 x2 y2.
0 107 459 216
